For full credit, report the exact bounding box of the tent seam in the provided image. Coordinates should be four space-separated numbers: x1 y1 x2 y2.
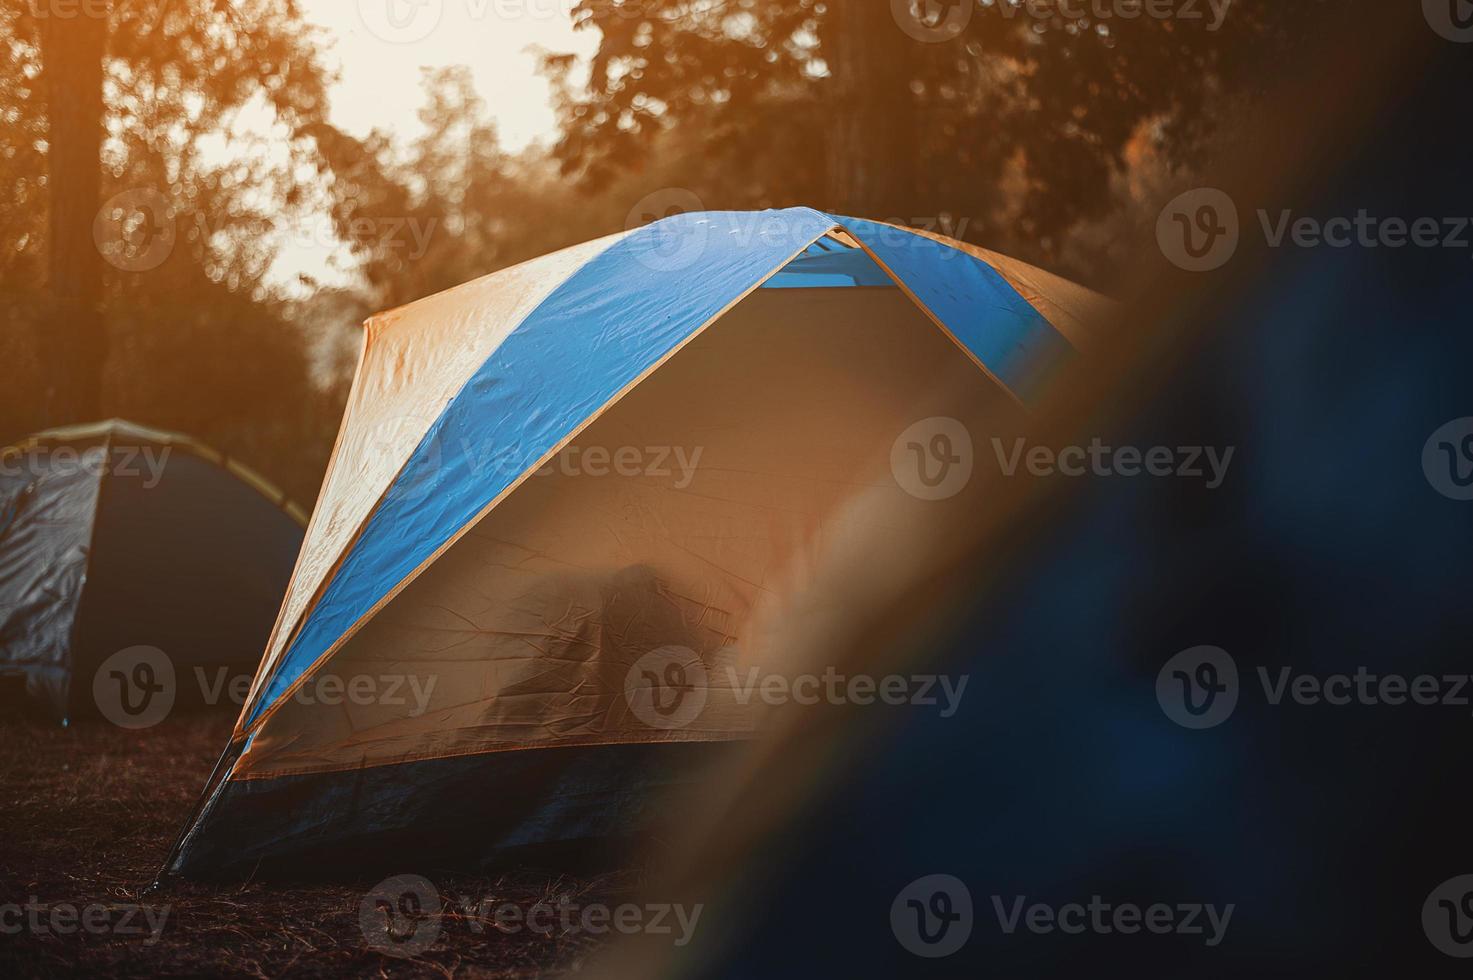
830 217 1030 411
236 235 632 728
239 219 841 739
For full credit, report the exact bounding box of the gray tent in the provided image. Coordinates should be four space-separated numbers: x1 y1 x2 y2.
0 420 305 722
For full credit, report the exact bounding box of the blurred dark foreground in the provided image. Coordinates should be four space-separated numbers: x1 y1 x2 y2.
585 8 1473 979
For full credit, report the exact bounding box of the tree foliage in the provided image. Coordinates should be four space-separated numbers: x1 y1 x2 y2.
2 0 1337 501
3 0 341 501
545 0 1330 273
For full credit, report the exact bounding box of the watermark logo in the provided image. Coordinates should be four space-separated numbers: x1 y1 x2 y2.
1164 656 1473 727
726 666 969 717
0 899 170 944
626 187 708 273
341 214 439 261
94 188 175 273
1157 188 1239 272
358 0 444 44
1422 417 1473 501
625 189 826 273
865 215 976 249
93 646 175 729
625 646 708 730
356 0 656 42
991 437 1234 488
361 876 702 950
360 874 443 957
992 895 1234 946
1156 646 1238 729
1424 875 1473 957
534 444 704 489
92 648 438 728
891 874 973 958
195 667 439 717
1162 190 1473 269
457 893 702 943
24 0 114 18
1258 210 1473 254
993 0 1235 30
0 443 171 487
891 0 972 42
1424 0 1473 42
96 187 432 271
1259 667 1473 711
892 417 974 500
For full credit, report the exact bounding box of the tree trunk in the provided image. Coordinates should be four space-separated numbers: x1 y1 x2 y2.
824 2 916 220
38 5 109 425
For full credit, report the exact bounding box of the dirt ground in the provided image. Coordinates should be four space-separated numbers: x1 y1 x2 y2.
0 709 632 978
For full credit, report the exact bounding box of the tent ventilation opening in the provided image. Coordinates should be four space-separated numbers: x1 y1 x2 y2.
763 232 895 289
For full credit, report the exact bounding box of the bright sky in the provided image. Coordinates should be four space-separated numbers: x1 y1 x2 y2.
274 0 597 289
297 0 596 151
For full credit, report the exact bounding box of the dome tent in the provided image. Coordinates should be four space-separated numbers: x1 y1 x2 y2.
166 208 1112 879
0 420 306 722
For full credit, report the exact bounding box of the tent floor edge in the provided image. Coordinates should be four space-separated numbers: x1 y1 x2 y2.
168 740 738 882
155 731 249 891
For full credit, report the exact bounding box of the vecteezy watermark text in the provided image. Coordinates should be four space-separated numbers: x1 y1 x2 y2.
92 646 439 728
992 0 1234 31
0 444 171 488
195 667 439 715
621 648 970 731
890 419 1236 501
991 895 1234 947
1157 646 1473 730
358 874 702 958
93 186 438 273
890 0 1235 43
357 0 669 45
1158 188 1473 271
890 875 1234 958
533 445 703 489
726 666 969 717
0 899 170 945
991 437 1235 489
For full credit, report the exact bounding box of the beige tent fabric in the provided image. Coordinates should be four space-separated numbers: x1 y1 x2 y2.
236 285 1026 780
240 233 630 719
878 221 1117 348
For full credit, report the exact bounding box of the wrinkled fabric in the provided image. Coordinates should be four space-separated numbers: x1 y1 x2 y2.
172 211 1110 879
238 287 1024 777
880 220 1116 348
0 421 304 718
244 233 630 714
836 215 1076 402
244 209 841 727
0 447 105 713
245 209 1092 729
